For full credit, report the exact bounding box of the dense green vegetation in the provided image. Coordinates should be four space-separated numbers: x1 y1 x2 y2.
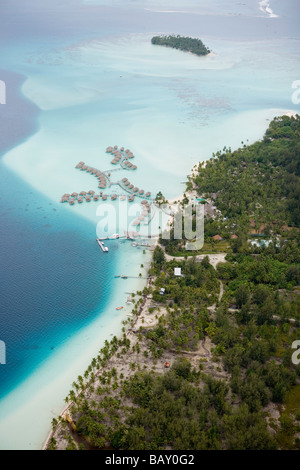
160 115 300 255
49 116 300 450
151 35 210 56
117 361 275 450
194 115 300 228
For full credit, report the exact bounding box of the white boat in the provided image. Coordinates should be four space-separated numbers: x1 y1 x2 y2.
96 239 109 252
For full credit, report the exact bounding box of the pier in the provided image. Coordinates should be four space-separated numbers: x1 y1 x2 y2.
96 239 108 252
115 275 150 279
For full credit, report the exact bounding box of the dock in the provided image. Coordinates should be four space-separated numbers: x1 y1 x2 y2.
96 239 108 252
96 234 126 241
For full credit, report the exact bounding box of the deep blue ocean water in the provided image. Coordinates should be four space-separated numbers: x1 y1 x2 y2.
0 160 116 399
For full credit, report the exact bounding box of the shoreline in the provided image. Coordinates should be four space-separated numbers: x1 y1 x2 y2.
43 242 228 450
0 237 152 450
42 266 155 450
41 147 227 450
43 107 300 449
2 107 298 450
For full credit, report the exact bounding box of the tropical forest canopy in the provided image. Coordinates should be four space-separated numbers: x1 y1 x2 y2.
194 115 300 228
151 35 210 56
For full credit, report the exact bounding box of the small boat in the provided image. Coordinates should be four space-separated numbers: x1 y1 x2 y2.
116 306 123 310
121 275 128 279
114 275 120 278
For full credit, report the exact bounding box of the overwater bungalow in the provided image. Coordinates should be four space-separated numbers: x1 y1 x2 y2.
81 165 88 170
106 146 113 152
133 187 139 192
86 195 91 202
131 165 137 170
78 197 83 203
145 192 151 197
88 190 95 195
128 195 135 202
139 189 144 195
63 193 70 198
128 184 134 190
120 195 126 200
69 199 75 205
75 162 84 168
93 195 99 201
124 181 130 186
71 192 78 197
102 195 108 200
122 178 128 182
114 145 118 150
111 194 118 200
61 196 68 203
79 191 87 196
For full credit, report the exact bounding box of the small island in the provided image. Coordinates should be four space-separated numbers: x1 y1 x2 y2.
151 34 210 56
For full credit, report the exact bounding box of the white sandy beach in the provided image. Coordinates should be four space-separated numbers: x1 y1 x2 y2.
0 242 152 450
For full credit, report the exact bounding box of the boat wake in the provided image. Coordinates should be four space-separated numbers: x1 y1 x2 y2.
259 0 279 18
